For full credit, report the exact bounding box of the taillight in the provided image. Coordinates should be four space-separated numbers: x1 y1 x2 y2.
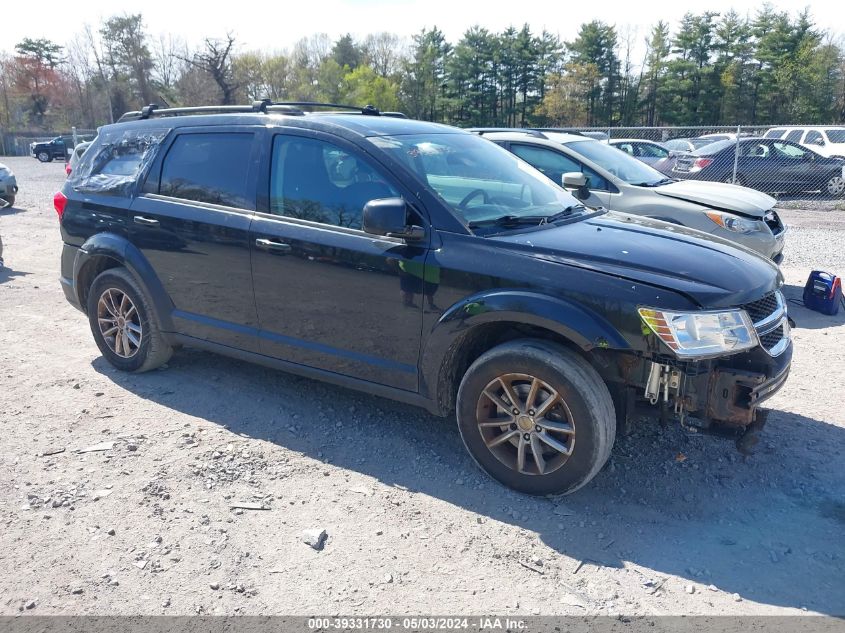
693 158 713 170
53 191 67 221
65 163 72 176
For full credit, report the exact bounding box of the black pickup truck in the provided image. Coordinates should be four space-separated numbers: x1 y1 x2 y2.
30 136 68 162
55 102 792 495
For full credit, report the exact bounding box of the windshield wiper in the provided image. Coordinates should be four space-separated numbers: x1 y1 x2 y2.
468 205 586 229
631 178 673 187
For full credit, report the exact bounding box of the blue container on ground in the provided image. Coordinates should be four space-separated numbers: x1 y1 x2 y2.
802 271 841 316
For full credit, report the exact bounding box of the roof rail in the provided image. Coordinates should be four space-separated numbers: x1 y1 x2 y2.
117 101 389 122
530 128 590 137
467 128 548 139
264 102 382 116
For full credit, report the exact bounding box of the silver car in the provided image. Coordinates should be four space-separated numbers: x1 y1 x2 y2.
0 161 17 208
475 130 786 263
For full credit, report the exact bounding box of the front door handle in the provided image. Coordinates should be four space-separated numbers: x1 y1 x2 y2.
255 238 292 253
134 216 160 227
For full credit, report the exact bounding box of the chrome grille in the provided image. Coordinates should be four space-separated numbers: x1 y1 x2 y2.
742 292 779 324
740 290 790 357
764 211 784 235
759 324 784 351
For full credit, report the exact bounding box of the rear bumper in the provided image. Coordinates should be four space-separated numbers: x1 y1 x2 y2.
60 243 84 312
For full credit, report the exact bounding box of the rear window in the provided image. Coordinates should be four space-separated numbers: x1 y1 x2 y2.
159 133 254 209
70 127 170 196
691 139 734 155
827 129 845 143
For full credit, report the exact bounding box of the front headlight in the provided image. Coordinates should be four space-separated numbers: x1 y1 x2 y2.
705 211 760 234
639 307 758 358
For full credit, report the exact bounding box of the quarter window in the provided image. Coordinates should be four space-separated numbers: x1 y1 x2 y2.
270 135 399 229
159 133 254 209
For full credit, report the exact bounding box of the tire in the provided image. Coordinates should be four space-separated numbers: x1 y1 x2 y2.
86 267 172 372
456 339 615 496
36 151 51 163
824 173 845 198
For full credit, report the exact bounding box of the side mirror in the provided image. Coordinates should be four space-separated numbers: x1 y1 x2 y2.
363 198 425 241
562 172 590 200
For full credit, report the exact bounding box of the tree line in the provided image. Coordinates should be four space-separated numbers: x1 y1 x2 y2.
1 6 843 135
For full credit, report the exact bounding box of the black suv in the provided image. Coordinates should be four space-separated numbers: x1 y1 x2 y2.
57 102 792 495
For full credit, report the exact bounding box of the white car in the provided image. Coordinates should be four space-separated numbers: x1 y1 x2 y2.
473 130 787 263
763 126 845 159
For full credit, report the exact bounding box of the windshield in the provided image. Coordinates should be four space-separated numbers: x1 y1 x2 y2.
827 129 845 143
369 133 585 227
567 140 669 185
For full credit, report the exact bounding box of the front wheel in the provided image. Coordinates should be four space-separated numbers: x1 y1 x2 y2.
86 268 172 372
36 151 51 163
456 339 615 496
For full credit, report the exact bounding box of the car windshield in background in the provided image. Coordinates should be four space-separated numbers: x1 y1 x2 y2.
568 140 669 186
827 129 845 143
691 139 735 155
370 133 586 228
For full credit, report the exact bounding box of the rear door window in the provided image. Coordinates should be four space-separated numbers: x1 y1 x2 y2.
635 143 668 158
159 133 255 209
784 129 803 143
764 128 785 139
804 130 824 146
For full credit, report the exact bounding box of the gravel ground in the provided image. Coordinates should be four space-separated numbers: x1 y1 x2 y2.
1 157 844 618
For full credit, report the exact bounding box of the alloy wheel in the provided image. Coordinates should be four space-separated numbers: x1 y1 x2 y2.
96 288 142 358
826 175 845 196
475 373 576 476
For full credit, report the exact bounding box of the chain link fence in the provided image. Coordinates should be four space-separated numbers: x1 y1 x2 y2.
0 129 97 157
561 125 845 208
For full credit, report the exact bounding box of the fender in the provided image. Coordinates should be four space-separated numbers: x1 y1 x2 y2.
419 289 631 412
73 232 175 332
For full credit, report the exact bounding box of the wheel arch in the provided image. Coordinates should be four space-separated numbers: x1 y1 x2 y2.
74 233 175 331
420 290 630 416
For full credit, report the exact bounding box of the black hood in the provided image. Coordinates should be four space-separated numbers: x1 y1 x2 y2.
493 212 781 308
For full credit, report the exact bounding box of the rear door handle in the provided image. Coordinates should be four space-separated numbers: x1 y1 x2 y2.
134 216 160 227
255 238 292 253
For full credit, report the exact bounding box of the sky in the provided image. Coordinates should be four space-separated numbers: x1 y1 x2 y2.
4 0 843 57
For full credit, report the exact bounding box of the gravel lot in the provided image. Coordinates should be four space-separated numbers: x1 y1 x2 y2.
1 157 844 618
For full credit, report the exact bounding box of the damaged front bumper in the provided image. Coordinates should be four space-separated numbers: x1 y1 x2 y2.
647 342 793 429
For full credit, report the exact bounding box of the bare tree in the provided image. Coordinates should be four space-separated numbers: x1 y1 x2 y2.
363 32 404 77
181 33 239 104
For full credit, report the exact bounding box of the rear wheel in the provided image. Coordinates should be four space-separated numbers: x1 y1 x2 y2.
36 151 51 163
456 339 615 496
825 174 845 198
86 268 172 372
